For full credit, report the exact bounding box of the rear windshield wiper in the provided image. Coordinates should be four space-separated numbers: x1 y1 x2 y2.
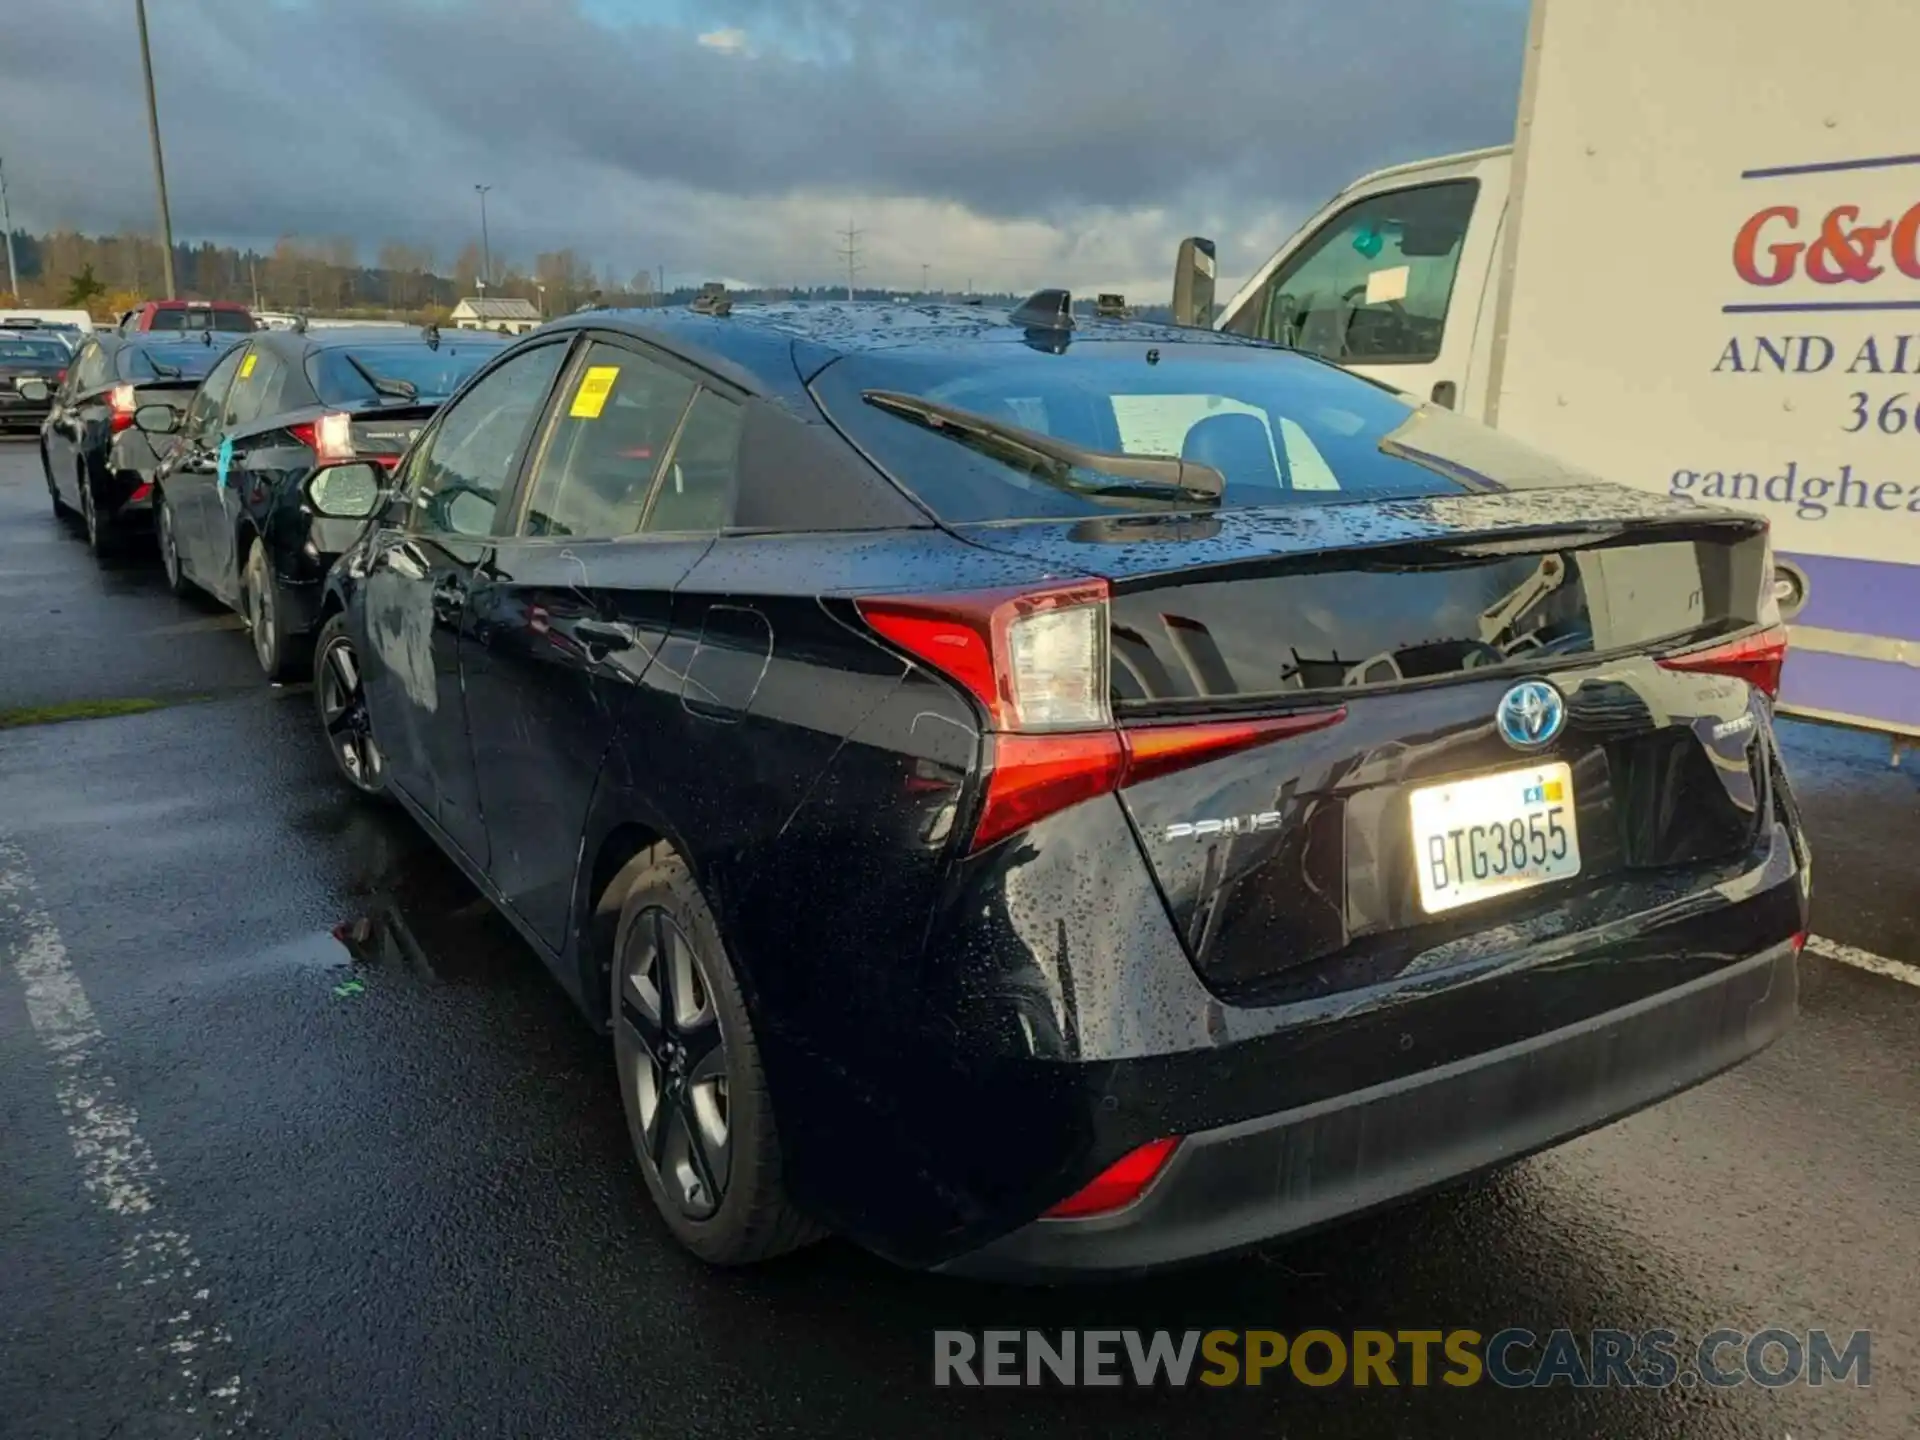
148 359 183 379
344 353 419 403
862 389 1224 508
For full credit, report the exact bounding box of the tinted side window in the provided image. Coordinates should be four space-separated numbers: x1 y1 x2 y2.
1228 181 1478 365
182 346 247 441
223 347 281 428
519 341 695 538
643 390 743 533
409 342 569 538
74 342 112 393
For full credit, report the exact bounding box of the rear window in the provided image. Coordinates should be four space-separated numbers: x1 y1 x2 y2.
147 307 254 334
118 344 227 381
306 341 508 407
811 340 1574 524
0 336 68 363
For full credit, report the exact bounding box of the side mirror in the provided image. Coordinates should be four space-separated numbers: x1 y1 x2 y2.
307 462 386 519
15 378 50 403
1171 237 1218 328
134 403 179 434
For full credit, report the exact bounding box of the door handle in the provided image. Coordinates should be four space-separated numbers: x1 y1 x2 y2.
572 620 635 658
430 575 467 626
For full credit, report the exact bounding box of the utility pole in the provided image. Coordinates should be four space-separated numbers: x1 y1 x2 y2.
0 156 18 300
248 253 260 310
837 220 863 301
135 0 177 298
474 184 493 292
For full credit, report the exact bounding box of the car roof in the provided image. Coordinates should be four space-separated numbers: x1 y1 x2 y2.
537 299 1280 405
307 327 514 351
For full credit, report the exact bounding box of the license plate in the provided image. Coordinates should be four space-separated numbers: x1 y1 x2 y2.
1409 762 1582 914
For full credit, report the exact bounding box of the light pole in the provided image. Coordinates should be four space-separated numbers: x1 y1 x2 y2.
473 184 493 294
535 281 546 318
0 156 19 300
134 0 177 298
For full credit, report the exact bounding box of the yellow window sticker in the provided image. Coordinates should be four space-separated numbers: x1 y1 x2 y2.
569 365 620 419
238 352 257 379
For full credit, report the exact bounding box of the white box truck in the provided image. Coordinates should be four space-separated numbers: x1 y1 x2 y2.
1174 0 1920 747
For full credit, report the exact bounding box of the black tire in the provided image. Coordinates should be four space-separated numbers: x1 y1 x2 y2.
156 491 195 598
81 475 118 560
610 847 820 1265
313 612 390 800
244 538 308 682
43 446 73 518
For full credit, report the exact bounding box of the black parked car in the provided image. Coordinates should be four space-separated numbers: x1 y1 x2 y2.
311 296 1809 1279
33 330 241 557
0 329 72 436
147 324 512 678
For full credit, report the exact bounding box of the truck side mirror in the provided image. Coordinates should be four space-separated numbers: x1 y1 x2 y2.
1171 237 1218 328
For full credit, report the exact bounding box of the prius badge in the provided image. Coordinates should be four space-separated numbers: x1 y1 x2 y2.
1496 680 1566 750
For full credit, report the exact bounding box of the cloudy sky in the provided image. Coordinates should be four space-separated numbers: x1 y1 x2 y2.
0 0 1528 297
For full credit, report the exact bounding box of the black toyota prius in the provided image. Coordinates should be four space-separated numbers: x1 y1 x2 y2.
310 295 1809 1279
147 324 512 678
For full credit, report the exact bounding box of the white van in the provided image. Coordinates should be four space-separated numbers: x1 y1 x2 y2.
1175 0 1920 746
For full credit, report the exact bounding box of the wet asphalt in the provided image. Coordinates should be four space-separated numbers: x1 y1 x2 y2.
0 439 1916 1439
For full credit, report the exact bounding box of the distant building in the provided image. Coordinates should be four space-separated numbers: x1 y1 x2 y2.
449 296 542 334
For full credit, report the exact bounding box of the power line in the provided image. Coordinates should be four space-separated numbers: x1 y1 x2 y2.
837 220 862 301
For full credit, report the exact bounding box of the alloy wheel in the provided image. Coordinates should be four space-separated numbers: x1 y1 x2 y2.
160 503 181 586
619 910 731 1220
247 550 276 672
317 633 384 791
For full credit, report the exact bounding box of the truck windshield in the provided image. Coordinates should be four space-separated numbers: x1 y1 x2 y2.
811 339 1581 523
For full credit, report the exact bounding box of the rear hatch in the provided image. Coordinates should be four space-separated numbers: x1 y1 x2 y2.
957 487 1784 1001
344 402 438 461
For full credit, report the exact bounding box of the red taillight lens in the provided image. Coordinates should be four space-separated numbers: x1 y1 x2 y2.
1121 710 1348 787
290 413 356 462
974 731 1126 852
1044 1137 1181 1219
109 383 137 433
1657 624 1789 699
55 368 67 384
858 582 1111 732
859 585 1347 851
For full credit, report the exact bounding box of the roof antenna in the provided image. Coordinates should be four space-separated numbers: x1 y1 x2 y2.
422 323 440 351
201 328 213 346
291 312 309 335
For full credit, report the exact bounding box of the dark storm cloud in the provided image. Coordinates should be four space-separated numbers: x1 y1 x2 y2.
0 0 1526 280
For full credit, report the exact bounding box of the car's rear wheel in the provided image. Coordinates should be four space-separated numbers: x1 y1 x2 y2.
244 540 304 682
610 848 820 1265
156 492 194 598
313 613 388 799
43 446 72 518
81 475 117 560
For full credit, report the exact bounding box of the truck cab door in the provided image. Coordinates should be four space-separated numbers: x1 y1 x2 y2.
1218 152 1509 418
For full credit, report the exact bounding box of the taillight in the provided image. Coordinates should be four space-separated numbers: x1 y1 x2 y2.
1044 1137 1181 1219
1657 624 1789 699
109 383 137 433
858 584 1347 851
289 412 355 462
55 368 67 384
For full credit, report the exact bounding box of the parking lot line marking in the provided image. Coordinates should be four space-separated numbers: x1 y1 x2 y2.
1807 933 1920 989
0 838 249 1432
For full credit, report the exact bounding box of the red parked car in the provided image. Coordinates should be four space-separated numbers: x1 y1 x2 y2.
117 300 257 335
